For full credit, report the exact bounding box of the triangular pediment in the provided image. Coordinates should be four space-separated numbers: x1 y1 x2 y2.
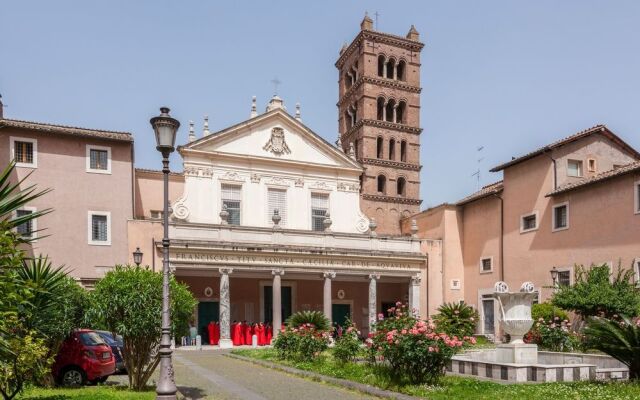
180 109 361 170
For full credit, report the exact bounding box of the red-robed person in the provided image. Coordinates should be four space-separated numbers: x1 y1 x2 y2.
232 321 244 346
230 321 238 345
265 322 273 345
207 321 215 345
243 321 252 346
256 323 265 346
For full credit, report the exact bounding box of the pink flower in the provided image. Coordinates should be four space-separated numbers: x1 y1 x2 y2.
428 346 434 352
401 329 407 334
396 301 402 306
378 313 384 321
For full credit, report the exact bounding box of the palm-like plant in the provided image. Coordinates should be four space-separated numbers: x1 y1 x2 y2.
435 302 480 338
584 316 640 380
0 160 52 241
286 310 331 331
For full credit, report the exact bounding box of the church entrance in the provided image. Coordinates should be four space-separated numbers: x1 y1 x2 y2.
263 286 292 324
197 301 219 344
332 303 351 328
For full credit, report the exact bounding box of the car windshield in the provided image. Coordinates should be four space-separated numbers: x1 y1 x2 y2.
79 332 106 346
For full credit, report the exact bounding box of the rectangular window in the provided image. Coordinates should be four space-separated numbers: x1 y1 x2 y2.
553 203 569 231
86 145 111 173
480 257 493 273
221 184 242 225
635 181 640 214
88 211 110 245
10 137 37 168
520 212 538 233
16 209 35 238
267 188 287 227
310 193 329 231
587 158 596 172
567 159 583 177
558 270 571 287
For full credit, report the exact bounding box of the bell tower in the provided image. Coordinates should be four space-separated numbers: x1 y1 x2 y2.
336 15 424 235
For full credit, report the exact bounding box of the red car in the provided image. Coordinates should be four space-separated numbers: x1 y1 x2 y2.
53 329 116 386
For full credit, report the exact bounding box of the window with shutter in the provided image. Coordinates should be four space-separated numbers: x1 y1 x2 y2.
268 189 287 226
553 203 569 231
311 193 328 231
221 184 242 225
90 149 109 170
16 209 34 238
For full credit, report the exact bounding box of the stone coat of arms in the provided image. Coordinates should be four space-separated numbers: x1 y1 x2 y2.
263 127 291 155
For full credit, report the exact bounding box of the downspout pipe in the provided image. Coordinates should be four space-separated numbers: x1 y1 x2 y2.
493 193 504 282
542 148 558 190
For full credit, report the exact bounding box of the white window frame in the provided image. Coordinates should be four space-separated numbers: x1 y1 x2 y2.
221 183 242 226
266 187 288 227
567 159 583 177
634 180 640 215
9 136 38 168
88 211 111 246
310 191 330 231
520 211 539 233
479 257 493 274
15 206 37 241
552 202 570 232
86 145 112 174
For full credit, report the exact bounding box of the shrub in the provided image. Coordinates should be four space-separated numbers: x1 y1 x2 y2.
552 263 640 319
531 302 569 323
584 316 640 380
273 323 330 362
368 302 474 385
333 319 361 363
286 311 331 332
87 265 197 390
525 317 580 352
434 302 479 338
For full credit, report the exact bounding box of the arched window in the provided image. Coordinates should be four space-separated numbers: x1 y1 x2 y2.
397 60 406 81
396 101 406 124
377 175 386 194
400 140 407 162
385 99 395 122
377 55 385 77
397 177 406 196
376 97 385 120
389 139 396 160
386 58 395 79
376 137 384 159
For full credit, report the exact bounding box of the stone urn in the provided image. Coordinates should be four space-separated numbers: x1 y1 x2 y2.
493 281 538 363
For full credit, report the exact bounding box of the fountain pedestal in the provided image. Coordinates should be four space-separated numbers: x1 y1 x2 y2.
493 282 539 364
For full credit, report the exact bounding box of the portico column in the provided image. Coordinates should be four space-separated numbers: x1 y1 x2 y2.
408 274 421 318
272 269 285 339
218 268 233 348
323 271 336 322
368 273 380 332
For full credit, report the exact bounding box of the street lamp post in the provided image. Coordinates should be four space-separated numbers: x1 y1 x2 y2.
150 107 180 400
550 266 559 289
133 247 143 267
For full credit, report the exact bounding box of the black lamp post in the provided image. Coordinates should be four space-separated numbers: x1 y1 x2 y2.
150 107 180 400
550 266 559 288
133 247 143 267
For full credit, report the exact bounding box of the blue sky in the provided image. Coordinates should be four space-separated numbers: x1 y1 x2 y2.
2 1 639 208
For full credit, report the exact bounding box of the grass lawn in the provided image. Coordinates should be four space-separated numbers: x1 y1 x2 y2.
19 386 155 400
233 348 640 400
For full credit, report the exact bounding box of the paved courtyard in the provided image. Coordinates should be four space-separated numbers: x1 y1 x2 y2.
170 349 375 400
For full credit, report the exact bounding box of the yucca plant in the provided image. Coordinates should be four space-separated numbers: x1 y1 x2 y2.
286 310 331 331
0 160 52 242
434 302 479 338
584 316 640 380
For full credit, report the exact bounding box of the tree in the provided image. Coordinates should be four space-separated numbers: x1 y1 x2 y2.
551 263 640 319
87 265 196 390
584 316 640 380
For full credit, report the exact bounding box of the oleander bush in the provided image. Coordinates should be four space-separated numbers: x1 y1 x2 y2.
368 302 475 385
332 319 361 363
525 317 581 352
434 302 479 338
273 322 330 362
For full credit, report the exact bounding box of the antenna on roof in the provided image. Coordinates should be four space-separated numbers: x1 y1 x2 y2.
374 11 380 30
471 145 485 191
0 94 5 119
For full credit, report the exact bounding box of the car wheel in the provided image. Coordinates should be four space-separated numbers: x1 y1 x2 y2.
61 367 86 387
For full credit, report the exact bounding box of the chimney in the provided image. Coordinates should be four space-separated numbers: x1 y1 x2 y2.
0 94 4 119
203 115 210 136
360 12 373 31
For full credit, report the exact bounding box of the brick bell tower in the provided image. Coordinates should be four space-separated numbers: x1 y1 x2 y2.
336 14 424 235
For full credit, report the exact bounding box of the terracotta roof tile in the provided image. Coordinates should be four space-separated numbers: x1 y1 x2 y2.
456 180 504 206
0 118 133 142
490 125 640 172
546 161 640 196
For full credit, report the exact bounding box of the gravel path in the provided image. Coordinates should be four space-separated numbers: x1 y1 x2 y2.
172 349 376 400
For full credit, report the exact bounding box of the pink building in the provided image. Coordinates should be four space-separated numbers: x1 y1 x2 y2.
0 117 134 286
405 125 640 337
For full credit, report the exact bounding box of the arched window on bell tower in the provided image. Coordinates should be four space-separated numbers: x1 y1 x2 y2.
386 58 396 79
389 139 396 160
397 177 406 196
377 175 386 194
376 97 385 120
400 140 407 162
397 60 406 81
376 136 384 159
385 99 396 123
377 55 385 77
396 101 406 124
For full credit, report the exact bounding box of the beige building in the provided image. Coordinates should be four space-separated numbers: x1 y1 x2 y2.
0 117 134 285
406 125 640 337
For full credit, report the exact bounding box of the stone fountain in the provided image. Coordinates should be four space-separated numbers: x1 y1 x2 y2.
493 281 538 364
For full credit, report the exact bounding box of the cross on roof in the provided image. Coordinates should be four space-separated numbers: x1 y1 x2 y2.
271 77 282 95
